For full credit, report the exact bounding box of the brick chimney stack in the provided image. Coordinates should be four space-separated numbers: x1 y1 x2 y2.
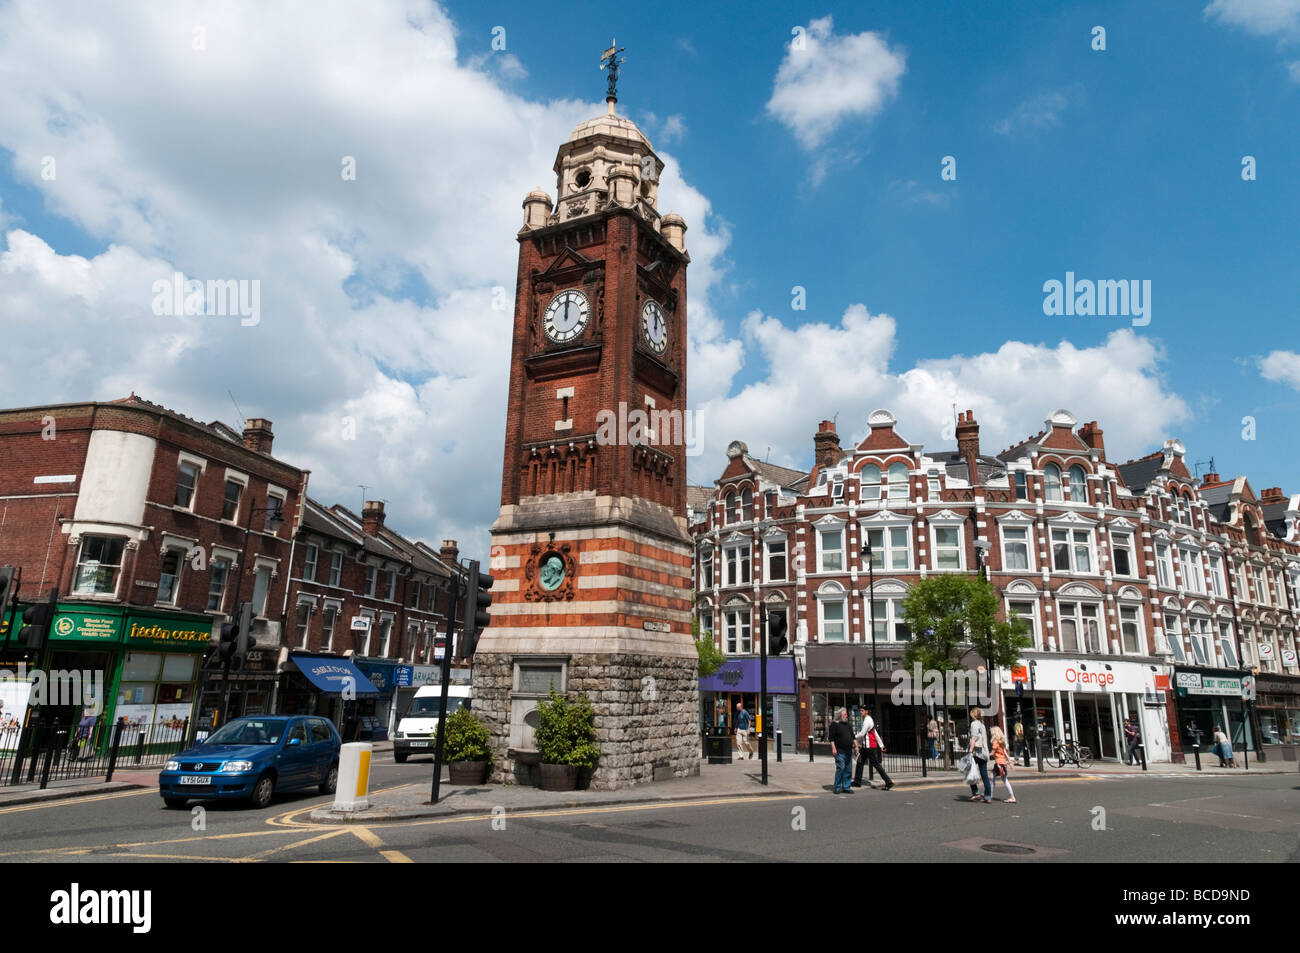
439 539 460 566
1201 472 1221 487
814 420 841 470
361 500 386 535
1079 420 1105 458
242 418 274 454
1261 487 1286 503
955 409 980 485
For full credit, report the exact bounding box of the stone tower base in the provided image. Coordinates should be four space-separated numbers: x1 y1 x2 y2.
473 651 700 790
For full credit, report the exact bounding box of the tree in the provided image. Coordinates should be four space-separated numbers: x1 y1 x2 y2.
694 611 726 677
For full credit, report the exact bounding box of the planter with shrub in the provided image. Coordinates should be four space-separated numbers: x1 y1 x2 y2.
534 687 600 790
443 707 492 785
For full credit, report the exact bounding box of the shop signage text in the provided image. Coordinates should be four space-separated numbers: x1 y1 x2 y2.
1175 672 1242 696
51 614 119 642
1065 666 1114 688
127 622 210 645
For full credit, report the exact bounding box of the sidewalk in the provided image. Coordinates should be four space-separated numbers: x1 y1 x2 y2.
307 752 1297 824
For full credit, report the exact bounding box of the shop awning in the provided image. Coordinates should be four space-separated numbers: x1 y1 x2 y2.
290 653 380 695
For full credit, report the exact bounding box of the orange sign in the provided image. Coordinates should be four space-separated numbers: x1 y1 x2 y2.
1011 665 1028 683
1154 674 1171 691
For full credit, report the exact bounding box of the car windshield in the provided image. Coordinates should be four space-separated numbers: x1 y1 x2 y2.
204 719 288 746
406 696 468 718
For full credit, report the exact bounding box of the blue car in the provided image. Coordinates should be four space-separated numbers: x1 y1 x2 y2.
160 715 340 809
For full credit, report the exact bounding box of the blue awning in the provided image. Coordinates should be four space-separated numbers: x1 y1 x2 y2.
290 653 380 695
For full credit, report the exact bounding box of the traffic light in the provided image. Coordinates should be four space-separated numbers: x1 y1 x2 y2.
219 603 254 662
219 620 238 661
767 610 789 655
457 559 493 659
20 601 54 651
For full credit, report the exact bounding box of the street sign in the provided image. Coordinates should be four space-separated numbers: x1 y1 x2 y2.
350 616 371 632
1241 675 1256 701
1011 665 1028 683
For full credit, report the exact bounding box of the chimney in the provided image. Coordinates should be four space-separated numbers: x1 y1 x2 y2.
361 500 385 535
1078 420 1105 457
955 409 980 485
1261 487 1286 504
242 418 274 454
814 420 841 469
1201 471 1220 487
439 539 460 566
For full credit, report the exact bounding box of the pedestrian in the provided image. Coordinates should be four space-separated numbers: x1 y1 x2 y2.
967 707 992 803
990 726 1016 803
1213 724 1235 768
927 716 939 761
829 707 857 794
735 702 754 760
1013 718 1025 761
1123 718 1140 765
856 706 894 790
853 706 873 787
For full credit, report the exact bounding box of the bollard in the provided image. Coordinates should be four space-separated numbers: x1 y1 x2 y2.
333 742 373 812
1138 741 1147 771
1192 742 1201 771
808 735 814 763
775 730 783 763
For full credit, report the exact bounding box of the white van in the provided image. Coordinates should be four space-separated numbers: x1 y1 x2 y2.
393 684 472 763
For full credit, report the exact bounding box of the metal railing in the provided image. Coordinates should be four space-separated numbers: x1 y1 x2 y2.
0 719 191 789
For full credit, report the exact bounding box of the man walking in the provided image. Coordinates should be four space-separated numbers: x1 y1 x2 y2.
1123 718 1140 765
735 702 754 760
829 708 857 794
853 706 874 787
854 705 894 790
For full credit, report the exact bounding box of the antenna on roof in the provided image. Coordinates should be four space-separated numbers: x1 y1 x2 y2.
1192 457 1216 479
358 484 370 513
227 391 246 429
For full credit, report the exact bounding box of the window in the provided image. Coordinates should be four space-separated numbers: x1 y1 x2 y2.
860 465 881 501
765 537 787 581
1112 532 1134 577
698 609 713 640
1068 465 1087 502
1164 614 1185 662
831 479 845 500
405 623 419 658
764 490 776 514
869 599 911 642
387 570 397 601
251 564 273 616
1155 543 1174 588
365 565 377 597
295 602 312 648
1008 601 1038 648
725 492 738 524
321 604 338 652
700 551 714 589
222 480 242 521
724 545 751 587
1179 549 1204 594
1044 464 1063 501
886 463 909 500
865 527 910 571
821 599 845 642
1058 602 1101 653
263 493 286 533
1251 566 1267 604
409 580 420 608
207 557 230 612
1218 621 1238 668
1187 617 1212 665
1001 526 1032 571
73 536 127 596
725 606 752 654
1119 605 1143 653
329 552 343 588
1172 496 1187 525
1208 554 1226 596
303 545 319 582
1274 571 1287 608
1014 471 1028 501
175 463 200 509
927 476 940 501
741 487 754 520
379 617 393 656
357 612 373 654
1051 528 1092 573
933 526 962 570
818 528 843 572
157 548 184 605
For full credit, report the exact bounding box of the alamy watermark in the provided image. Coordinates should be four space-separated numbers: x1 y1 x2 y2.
594 400 704 456
889 664 999 715
1042 272 1150 327
0 663 103 712
152 271 260 326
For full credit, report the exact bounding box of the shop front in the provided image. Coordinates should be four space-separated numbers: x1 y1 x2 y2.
805 644 924 753
353 658 398 741
281 652 380 739
196 646 279 732
1001 656 1172 763
1254 672 1300 761
1172 668 1252 760
698 657 798 752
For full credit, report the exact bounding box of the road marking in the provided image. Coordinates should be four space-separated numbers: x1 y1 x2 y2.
350 826 386 849
0 788 152 815
380 849 413 863
243 828 350 860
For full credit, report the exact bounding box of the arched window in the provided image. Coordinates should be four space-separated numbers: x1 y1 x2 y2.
887 462 909 499
725 491 738 524
741 487 754 521
860 464 881 501
1044 464 1063 502
1068 465 1087 502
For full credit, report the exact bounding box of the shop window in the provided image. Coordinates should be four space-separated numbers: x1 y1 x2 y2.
73 536 127 596
157 548 184 605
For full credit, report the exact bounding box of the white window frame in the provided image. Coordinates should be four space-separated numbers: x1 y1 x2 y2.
1187 616 1212 665
1067 465 1087 503
1007 599 1040 650
700 549 715 589
764 534 788 582
73 535 128 597
1217 620 1238 668
1208 553 1226 597
175 458 203 512
357 609 375 655
329 551 344 588
1155 543 1175 589
723 543 751 587
1251 565 1267 605
365 564 378 597
1000 524 1034 572
864 523 911 571
929 519 965 571
387 570 397 602
156 544 187 607
867 596 911 643
1179 547 1205 594
1050 524 1095 574
378 613 394 656
886 462 910 500
1057 600 1103 654
1043 464 1063 502
724 603 752 654
321 600 341 652
859 464 882 501
819 595 846 643
264 487 288 534
1118 603 1144 655
1164 613 1186 662
221 468 248 523
817 524 845 573
303 544 319 582
251 556 277 617
207 555 232 613
295 597 316 649
1111 531 1136 578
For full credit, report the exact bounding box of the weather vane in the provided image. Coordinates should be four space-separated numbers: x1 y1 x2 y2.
600 38 626 103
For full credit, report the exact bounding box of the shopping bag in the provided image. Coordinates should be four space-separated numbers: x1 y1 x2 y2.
957 753 972 775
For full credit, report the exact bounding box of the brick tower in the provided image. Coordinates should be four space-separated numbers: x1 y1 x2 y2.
472 67 699 789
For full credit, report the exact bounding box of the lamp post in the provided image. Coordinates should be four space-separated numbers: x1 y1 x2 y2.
221 496 285 726
861 535 878 721
757 519 772 786
1030 658 1044 772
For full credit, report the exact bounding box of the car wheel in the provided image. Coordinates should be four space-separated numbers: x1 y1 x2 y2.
319 762 338 795
163 797 188 809
250 773 275 809
394 753 407 764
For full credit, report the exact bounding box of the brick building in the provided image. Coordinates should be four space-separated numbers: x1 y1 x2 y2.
691 408 1300 763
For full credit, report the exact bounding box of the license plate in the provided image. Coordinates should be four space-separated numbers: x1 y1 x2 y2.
179 775 211 785
409 741 429 748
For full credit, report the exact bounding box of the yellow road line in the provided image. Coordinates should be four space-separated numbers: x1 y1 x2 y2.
350 826 386 848
380 849 413 863
242 828 349 861
0 788 151 815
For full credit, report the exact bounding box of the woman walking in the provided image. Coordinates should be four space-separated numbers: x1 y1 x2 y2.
990 726 1016 803
967 707 992 803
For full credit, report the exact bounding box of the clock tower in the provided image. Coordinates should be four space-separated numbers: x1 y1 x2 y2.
473 49 699 789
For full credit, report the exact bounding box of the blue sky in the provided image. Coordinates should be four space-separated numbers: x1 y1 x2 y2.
1 1 1298 556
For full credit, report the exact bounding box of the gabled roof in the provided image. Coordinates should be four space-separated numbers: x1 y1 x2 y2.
329 505 402 562
1199 483 1233 523
301 498 365 546
1117 453 1163 493
753 460 808 489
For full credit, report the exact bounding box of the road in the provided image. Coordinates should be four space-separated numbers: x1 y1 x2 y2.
1 759 1296 863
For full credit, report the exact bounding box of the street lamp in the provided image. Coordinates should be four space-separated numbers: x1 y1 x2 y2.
757 519 772 785
861 535 878 721
1030 658 1044 772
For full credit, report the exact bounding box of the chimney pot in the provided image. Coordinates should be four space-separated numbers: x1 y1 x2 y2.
439 539 460 566
361 500 386 535
241 418 274 454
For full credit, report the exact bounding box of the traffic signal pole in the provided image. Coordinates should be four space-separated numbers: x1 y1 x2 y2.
429 571 460 805
760 601 768 786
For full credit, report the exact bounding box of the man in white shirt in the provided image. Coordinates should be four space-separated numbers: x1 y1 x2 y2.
852 705 894 790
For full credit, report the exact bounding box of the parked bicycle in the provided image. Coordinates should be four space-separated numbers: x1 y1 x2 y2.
1051 739 1092 768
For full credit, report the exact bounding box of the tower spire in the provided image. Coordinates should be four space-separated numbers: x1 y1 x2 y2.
600 38 626 110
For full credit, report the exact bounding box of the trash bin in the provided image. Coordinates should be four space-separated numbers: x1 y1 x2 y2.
704 726 733 764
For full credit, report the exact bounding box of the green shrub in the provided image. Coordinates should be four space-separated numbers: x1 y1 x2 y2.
696 636 726 677
534 687 600 769
443 707 492 764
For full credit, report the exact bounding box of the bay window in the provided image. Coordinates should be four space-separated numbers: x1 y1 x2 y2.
73 536 127 596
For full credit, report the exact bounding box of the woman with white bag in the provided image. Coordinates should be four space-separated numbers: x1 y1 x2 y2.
966 707 992 803
990 725 1016 802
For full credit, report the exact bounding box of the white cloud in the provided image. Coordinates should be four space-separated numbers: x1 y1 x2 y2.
1205 0 1300 37
1259 350 1300 388
993 88 1079 136
766 16 906 150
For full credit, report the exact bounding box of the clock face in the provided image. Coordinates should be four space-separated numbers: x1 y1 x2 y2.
641 300 669 354
543 290 590 344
